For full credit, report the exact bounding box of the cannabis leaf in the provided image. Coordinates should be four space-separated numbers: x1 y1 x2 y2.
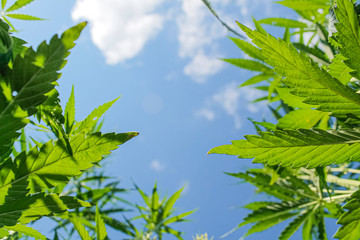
0 193 90 227
72 97 120 135
70 215 92 240
5 224 47 239
224 167 342 239
209 129 360 168
131 184 197 239
277 109 329 129
237 22 360 118
95 205 107 240
334 189 360 239
1 0 43 30
332 0 360 79
0 131 138 205
0 22 86 159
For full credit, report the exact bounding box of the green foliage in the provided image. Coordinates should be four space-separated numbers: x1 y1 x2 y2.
0 4 147 238
0 0 43 30
223 166 356 239
210 129 360 168
0 2 198 239
95 205 107 240
51 176 194 240
208 0 360 238
129 184 196 240
0 21 87 159
334 190 360 239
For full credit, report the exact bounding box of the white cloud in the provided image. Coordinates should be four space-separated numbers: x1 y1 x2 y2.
177 0 226 82
213 82 241 115
196 82 265 129
150 160 166 172
71 0 277 75
234 0 274 18
184 52 224 83
212 82 242 128
195 108 215 121
176 0 276 83
72 0 164 64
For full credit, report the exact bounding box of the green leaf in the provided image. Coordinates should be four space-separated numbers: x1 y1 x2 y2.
244 202 275 210
239 200 307 227
223 58 272 72
229 37 265 61
237 22 360 118
77 187 126 202
0 193 90 227
162 209 197 225
283 27 290 43
0 22 86 158
268 75 281 100
65 86 75 134
73 97 120 135
328 54 353 85
209 129 360 168
151 183 159 222
6 0 34 12
334 190 360 239
253 17 267 35
276 1 329 11
2 16 15 31
277 109 329 129
95 205 107 240
0 131 138 204
163 187 183 219
227 170 316 200
5 224 47 240
240 73 275 87
302 215 314 240
292 42 330 65
19 128 26 152
70 215 92 240
12 36 27 59
279 209 313 240
324 202 344 219
5 13 43 20
0 20 13 66
276 87 315 109
334 220 360 240
1 0 6 9
250 120 277 132
333 0 360 79
245 212 297 237
258 18 308 28
102 215 134 236
135 184 151 209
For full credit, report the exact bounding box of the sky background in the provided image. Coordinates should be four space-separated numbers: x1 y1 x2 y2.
5 0 333 239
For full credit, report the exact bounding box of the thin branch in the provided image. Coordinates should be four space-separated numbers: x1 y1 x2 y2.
201 0 244 38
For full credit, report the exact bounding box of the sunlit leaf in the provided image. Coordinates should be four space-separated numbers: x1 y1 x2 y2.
210 129 360 168
6 0 34 12
5 13 43 20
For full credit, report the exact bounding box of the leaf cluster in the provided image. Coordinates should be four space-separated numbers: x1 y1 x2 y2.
0 5 144 240
208 0 360 239
0 0 43 31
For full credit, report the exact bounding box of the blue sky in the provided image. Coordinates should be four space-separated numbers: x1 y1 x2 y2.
9 0 312 239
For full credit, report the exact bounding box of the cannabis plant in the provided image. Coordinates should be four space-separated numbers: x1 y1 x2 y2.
209 0 360 239
0 0 140 238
